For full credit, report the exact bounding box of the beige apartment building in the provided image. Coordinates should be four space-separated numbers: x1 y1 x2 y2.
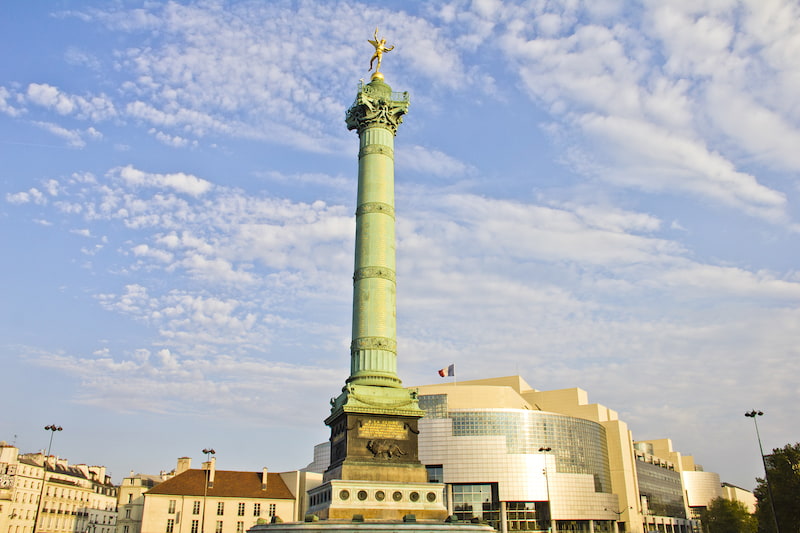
139 458 320 533
0 441 117 533
116 473 165 533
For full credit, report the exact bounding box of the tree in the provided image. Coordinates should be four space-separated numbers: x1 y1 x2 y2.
701 497 757 533
754 443 800 533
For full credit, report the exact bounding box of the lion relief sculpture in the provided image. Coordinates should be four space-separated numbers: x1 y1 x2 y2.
366 439 407 460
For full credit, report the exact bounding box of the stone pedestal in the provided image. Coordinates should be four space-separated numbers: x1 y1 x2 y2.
307 480 447 521
250 522 494 533
324 410 427 484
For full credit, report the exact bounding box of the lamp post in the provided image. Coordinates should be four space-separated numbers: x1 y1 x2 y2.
32 425 63 533
201 448 215 533
539 447 554 533
605 507 631 533
745 410 780 533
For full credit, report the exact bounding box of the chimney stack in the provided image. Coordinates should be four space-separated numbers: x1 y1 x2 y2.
177 457 191 474
262 467 268 491
202 457 216 488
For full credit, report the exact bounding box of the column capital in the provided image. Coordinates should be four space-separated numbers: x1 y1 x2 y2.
345 79 409 135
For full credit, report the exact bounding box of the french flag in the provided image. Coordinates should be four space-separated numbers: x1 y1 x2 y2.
438 364 454 377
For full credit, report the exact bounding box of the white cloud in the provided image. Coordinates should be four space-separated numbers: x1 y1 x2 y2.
654 263 800 300
576 113 788 222
64 47 101 70
26 83 116 121
457 1 797 224
0 86 24 117
178 253 256 285
415 193 683 267
259 171 352 191
33 121 83 147
27 342 341 422
398 145 476 178
148 128 196 148
6 188 46 205
111 164 212 196
704 83 800 172
556 202 662 233
132 243 174 263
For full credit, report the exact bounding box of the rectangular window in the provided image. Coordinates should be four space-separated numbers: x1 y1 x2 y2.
426 465 443 483
253 503 261 517
191 520 199 533
192 501 201 515
124 527 129 533
452 483 500 527
125 509 131 519
237 503 245 516
236 522 244 533
268 504 276 517
215 520 223 533
217 502 224 516
168 500 176 514
127 494 133 503
166 519 175 533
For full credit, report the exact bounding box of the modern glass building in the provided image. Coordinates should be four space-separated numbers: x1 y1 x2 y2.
417 390 621 533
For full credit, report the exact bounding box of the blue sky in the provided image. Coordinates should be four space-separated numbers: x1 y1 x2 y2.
1 0 798 490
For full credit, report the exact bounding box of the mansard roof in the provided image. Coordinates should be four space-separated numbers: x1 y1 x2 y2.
146 469 293 500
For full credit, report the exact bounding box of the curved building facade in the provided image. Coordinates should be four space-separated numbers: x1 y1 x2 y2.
417 393 621 533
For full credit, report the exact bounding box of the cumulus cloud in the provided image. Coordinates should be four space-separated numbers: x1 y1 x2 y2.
148 128 196 148
110 165 213 196
24 341 341 422
6 188 46 205
0 86 24 117
54 1 485 155
576 113 788 222
26 83 116 121
439 1 800 224
132 243 174 263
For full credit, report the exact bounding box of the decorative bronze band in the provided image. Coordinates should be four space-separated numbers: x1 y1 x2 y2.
356 202 395 218
358 122 399 135
353 266 396 283
351 336 397 353
359 144 394 159
348 389 413 408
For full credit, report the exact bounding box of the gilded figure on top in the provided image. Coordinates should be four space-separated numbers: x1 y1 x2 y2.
368 27 394 74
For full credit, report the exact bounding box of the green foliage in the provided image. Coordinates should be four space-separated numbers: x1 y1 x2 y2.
754 443 800 533
701 497 757 533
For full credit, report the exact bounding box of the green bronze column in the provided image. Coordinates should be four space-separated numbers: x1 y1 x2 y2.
344 75 408 389
308 33 450 521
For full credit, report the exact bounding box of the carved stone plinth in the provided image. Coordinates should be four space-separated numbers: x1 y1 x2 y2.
307 480 447 521
324 412 427 484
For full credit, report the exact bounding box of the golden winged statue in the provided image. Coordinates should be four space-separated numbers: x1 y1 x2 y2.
368 27 394 75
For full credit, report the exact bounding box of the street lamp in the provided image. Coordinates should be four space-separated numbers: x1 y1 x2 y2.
745 410 780 533
201 449 215 533
539 447 554 533
32 425 63 533
605 506 631 533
